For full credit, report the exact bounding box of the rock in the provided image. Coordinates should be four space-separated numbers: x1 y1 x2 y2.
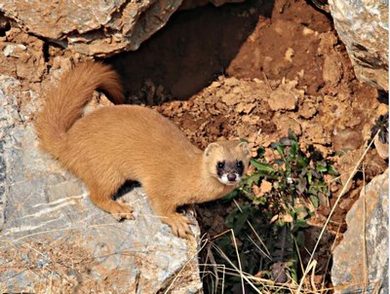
275 115 302 137
328 0 388 90
299 96 318 119
332 128 364 152
374 135 388 160
0 75 202 293
267 80 303 111
322 52 342 86
1 0 181 57
2 29 47 83
332 169 389 293
180 0 243 9
1 0 243 58
372 112 389 160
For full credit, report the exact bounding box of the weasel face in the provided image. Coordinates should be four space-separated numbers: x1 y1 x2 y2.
215 159 245 185
204 140 250 186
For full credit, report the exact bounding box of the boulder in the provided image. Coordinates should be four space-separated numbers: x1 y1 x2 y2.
332 169 389 293
328 0 388 90
0 0 243 58
0 75 202 293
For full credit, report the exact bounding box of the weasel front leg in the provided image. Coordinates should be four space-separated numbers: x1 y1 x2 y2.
148 195 193 238
88 182 134 221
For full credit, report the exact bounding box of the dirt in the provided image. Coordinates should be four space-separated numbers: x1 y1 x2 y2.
0 0 388 291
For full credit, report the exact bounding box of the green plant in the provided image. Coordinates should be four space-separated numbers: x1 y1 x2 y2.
204 131 338 293
241 130 337 222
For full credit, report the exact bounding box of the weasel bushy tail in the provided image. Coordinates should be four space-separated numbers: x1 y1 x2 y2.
35 62 124 158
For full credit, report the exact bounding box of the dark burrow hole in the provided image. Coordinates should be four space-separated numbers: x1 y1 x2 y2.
107 0 274 104
0 13 11 37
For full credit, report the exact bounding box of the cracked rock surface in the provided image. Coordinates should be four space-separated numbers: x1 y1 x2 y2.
0 0 243 58
332 169 389 294
0 76 202 293
328 0 389 90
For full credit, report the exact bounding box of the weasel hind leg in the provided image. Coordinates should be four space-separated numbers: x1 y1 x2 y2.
88 181 134 221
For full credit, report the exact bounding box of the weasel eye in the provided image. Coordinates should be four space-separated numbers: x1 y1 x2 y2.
236 161 243 168
217 161 225 169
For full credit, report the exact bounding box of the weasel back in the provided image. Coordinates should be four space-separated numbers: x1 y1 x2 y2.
35 62 124 158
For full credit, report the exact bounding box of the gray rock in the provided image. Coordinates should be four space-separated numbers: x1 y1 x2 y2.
332 169 389 294
328 0 388 90
0 76 202 293
1 0 243 58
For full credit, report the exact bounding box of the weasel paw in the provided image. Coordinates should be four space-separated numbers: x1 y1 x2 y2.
111 202 134 221
166 213 193 239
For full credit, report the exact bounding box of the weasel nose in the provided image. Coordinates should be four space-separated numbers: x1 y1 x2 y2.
227 173 236 182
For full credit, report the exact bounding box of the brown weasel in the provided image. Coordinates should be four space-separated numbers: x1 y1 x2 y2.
35 62 250 238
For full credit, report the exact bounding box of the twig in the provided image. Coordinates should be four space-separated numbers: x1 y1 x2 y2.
362 164 368 293
213 243 261 293
231 229 246 294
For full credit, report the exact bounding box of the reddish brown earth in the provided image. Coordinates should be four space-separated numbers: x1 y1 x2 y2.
0 0 387 290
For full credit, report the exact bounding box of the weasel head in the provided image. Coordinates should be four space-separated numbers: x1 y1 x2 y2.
203 140 251 186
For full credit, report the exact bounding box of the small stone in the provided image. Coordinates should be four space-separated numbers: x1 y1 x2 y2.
284 47 294 63
276 116 302 137
302 26 317 36
267 80 303 111
221 93 239 106
235 102 256 114
3 44 27 57
268 89 297 111
300 100 317 119
323 53 342 85
332 128 363 151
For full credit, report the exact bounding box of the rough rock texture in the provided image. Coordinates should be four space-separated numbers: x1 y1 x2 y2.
328 0 389 90
0 75 202 293
0 0 243 58
332 169 389 293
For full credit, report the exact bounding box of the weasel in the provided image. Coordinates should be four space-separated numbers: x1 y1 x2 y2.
35 62 250 238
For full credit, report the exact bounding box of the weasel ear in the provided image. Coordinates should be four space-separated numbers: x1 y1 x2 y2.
204 142 220 157
238 141 250 156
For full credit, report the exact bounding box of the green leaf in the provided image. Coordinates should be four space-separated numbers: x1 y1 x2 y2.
327 164 339 176
316 162 328 173
310 195 319 208
297 155 308 169
250 159 275 174
307 170 312 185
276 145 285 158
292 219 309 232
245 173 261 187
290 141 299 157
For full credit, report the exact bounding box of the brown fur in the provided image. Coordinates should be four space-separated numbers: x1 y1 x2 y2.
35 62 250 238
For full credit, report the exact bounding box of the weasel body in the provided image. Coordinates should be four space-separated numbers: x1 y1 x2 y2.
36 62 250 238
